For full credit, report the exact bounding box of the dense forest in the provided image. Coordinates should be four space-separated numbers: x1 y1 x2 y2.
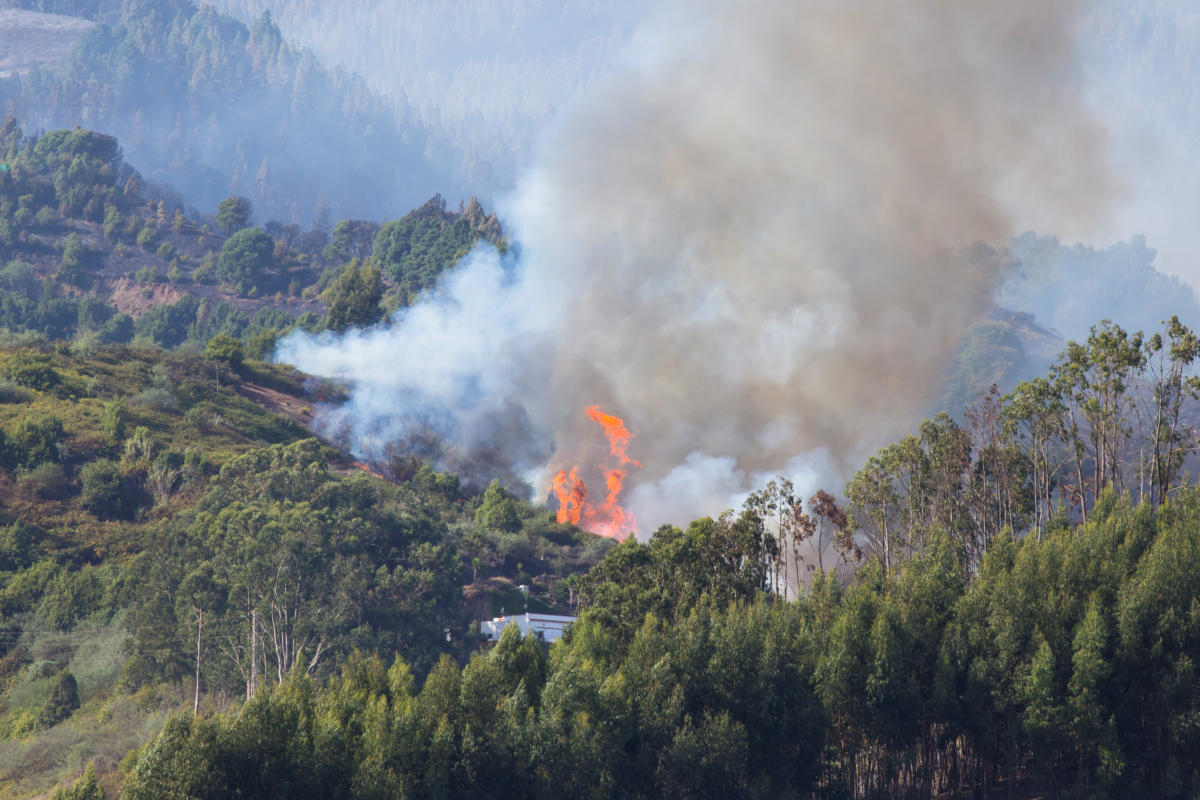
0 343 610 798
97 314 1200 800
0 116 502 352
0 0 469 222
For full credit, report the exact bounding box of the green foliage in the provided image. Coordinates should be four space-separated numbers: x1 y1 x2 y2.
372 194 501 299
4 348 61 390
216 196 252 235
0 521 38 572
321 259 383 333
323 218 379 264
79 458 134 520
474 478 521 533
135 226 156 250
50 762 104 800
10 414 65 469
38 671 79 728
58 232 90 285
203 333 244 365
18 461 70 500
122 440 466 692
193 252 215 283
216 227 274 296
102 397 128 440
37 565 109 631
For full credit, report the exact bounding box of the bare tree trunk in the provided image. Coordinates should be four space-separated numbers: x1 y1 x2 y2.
193 608 203 716
249 608 258 699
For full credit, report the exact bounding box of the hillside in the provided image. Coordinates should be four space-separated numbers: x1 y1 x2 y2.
0 0 472 223
0 119 502 357
0 10 93 79
0 342 611 798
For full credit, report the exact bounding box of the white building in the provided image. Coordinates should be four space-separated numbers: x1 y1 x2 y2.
480 613 576 643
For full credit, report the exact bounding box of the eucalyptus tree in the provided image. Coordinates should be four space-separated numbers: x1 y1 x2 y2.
1142 315 1200 508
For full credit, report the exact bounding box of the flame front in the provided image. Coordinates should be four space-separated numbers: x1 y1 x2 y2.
585 405 641 468
551 407 640 540
352 461 388 481
551 467 587 525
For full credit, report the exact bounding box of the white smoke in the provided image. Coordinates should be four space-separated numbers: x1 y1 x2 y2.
278 0 1113 536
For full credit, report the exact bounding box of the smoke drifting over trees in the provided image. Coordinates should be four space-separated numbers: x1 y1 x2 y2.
0 1 468 225
207 0 640 190
279 0 1115 531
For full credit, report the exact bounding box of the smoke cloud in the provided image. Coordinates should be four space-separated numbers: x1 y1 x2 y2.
278 0 1113 533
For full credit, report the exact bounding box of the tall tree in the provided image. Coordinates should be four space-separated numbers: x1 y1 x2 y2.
1143 315 1200 509
321 259 384 333
216 195 253 235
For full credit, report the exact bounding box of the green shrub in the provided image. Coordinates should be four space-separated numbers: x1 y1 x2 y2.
37 567 106 630
475 479 521 533
102 398 128 440
0 521 37 571
38 671 79 727
79 459 133 519
204 333 244 365
0 378 32 403
34 205 58 228
50 762 103 800
136 226 156 249
131 386 178 411
4 350 61 390
18 461 70 500
10 415 65 468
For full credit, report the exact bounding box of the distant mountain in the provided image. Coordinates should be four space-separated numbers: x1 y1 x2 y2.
0 0 473 227
997 231 1200 343
938 230 1200 415
205 0 640 192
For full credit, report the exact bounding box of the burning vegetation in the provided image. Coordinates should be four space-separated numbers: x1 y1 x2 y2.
551 405 640 539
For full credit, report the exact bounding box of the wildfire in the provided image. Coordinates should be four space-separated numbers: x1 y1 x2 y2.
585 405 641 468
352 460 388 481
550 406 640 540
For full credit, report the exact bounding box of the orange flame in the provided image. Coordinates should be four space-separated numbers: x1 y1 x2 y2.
551 467 587 525
586 405 641 468
352 460 388 481
551 407 639 540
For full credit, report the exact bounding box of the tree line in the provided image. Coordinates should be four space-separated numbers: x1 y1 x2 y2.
113 488 1200 799
102 314 1200 798
839 316 1200 579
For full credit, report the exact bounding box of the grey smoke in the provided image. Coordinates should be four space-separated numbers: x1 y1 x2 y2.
278 0 1114 531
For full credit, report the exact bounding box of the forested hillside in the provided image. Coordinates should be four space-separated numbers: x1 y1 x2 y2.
108 315 1200 800
0 0 470 222
0 117 501 352
0 0 1198 792
3 110 1200 800
0 343 610 798
0 115 581 798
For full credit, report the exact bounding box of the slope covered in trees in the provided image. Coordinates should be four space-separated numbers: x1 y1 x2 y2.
0 71 1198 797
0 342 610 798
0 117 504 357
114 491 1200 799
0 0 466 223
49 311 1195 800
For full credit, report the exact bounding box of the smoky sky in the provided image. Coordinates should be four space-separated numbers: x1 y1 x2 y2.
278 0 1115 531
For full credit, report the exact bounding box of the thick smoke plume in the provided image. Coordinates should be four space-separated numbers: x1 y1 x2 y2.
278 0 1112 532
